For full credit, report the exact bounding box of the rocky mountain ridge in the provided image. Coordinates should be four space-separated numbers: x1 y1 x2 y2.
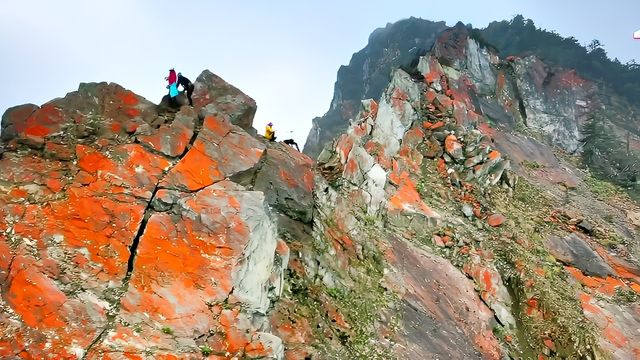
1 20 640 360
304 19 640 162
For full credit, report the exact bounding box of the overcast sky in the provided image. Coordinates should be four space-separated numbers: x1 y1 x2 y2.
1 0 639 146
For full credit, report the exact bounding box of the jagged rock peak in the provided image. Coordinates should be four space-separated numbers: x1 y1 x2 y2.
0 70 313 359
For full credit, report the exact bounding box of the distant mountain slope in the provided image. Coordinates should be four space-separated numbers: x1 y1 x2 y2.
481 15 640 107
305 16 640 161
303 18 447 157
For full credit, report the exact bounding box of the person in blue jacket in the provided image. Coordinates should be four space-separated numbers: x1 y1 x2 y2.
165 68 179 108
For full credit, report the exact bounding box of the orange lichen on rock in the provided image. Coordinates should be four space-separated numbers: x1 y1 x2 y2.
388 171 440 220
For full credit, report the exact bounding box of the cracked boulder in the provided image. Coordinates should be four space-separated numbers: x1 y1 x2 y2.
161 114 265 192
0 146 165 357
88 183 285 359
252 144 315 223
192 69 258 131
0 72 287 359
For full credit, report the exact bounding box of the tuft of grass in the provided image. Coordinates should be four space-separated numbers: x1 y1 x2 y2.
520 160 543 169
614 287 639 304
585 175 623 200
200 345 213 356
161 326 173 335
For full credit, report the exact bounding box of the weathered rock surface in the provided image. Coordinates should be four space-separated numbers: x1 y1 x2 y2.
0 71 290 359
303 18 448 157
545 233 615 277
3 18 640 360
192 70 257 131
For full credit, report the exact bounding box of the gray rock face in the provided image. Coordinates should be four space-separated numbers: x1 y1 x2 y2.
192 69 257 130
303 18 448 158
252 144 315 224
544 233 615 277
512 57 592 153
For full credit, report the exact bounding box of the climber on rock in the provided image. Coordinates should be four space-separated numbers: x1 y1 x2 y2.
283 139 300 151
177 72 194 106
165 68 179 108
264 122 276 141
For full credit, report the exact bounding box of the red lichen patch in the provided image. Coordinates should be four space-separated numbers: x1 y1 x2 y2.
593 245 640 284
525 297 540 317
361 99 379 119
598 277 627 296
423 57 446 85
391 88 409 111
319 295 351 331
162 144 223 191
280 169 300 189
430 121 445 130
487 214 506 227
137 116 194 157
557 70 587 88
343 157 359 179
402 127 425 148
110 122 122 134
336 134 354 163
352 122 368 137
437 158 447 176
45 178 65 193
463 264 500 303
325 222 356 256
388 160 402 185
24 124 51 138
432 235 446 247
543 339 556 352
117 90 140 106
0 190 140 355
387 236 502 359
425 89 438 104
477 122 496 139
565 266 628 295
388 172 439 220
110 187 269 357
6 258 67 328
76 144 170 198
487 150 501 161
445 134 462 157
435 94 454 112
364 140 391 170
15 104 65 142
245 339 269 358
603 324 628 348
398 145 423 173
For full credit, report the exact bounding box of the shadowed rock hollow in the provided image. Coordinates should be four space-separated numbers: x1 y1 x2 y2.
1 22 640 360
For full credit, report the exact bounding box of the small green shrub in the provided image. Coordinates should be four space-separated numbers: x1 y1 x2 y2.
200 345 213 356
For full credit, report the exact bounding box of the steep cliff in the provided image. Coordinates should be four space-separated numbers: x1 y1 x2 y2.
0 72 300 359
303 18 448 158
288 23 640 359
304 19 640 164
